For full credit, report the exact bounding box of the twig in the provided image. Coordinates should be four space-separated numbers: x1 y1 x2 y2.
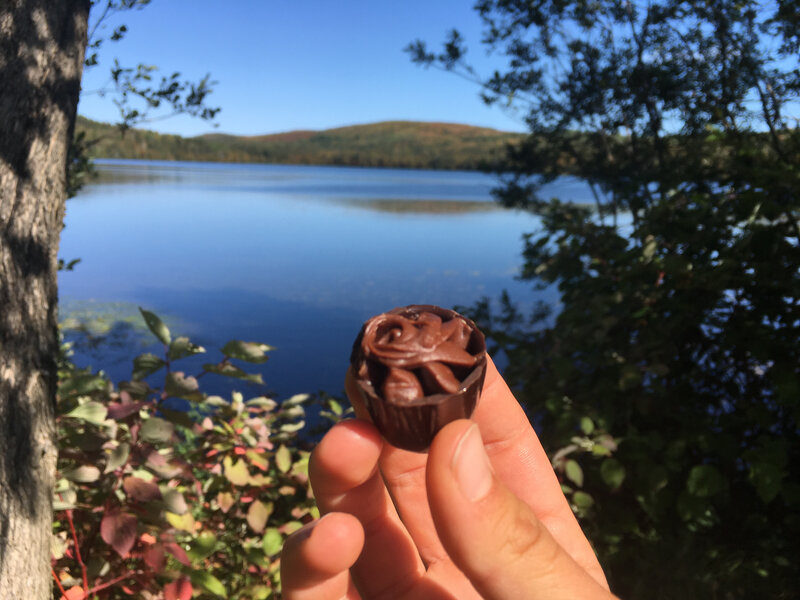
65 508 90 594
88 571 138 595
51 568 70 599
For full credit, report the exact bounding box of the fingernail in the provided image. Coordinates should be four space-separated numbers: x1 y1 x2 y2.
452 424 493 502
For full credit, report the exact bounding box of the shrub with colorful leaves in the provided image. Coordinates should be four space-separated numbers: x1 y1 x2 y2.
52 309 343 599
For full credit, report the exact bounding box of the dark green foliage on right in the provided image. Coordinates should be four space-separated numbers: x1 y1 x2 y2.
414 2 800 598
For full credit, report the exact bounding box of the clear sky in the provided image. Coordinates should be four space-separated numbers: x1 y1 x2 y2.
77 0 527 137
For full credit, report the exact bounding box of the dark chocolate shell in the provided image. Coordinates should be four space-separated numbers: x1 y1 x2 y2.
350 304 487 452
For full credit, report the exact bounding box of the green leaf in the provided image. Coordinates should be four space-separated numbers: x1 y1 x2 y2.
188 531 218 560
687 465 724 498
166 511 195 532
600 458 626 490
216 492 235 513
565 459 584 487
579 416 594 435
275 445 292 473
191 571 226 597
53 488 77 511
282 393 310 408
280 421 305 433
168 336 205 360
203 395 229 408
140 417 174 443
224 457 250 486
591 445 612 457
139 307 171 345
572 491 594 509
642 236 657 262
245 396 278 410
132 353 165 380
221 340 274 363
165 371 204 402
748 462 783 504
62 465 101 483
202 362 263 384
105 442 130 473
162 489 188 514
59 373 107 398
65 401 108 425
282 521 304 534
247 500 273 533
262 528 283 556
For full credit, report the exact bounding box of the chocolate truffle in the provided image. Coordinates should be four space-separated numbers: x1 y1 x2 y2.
350 304 487 452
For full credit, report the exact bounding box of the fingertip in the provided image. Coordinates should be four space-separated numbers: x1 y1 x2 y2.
310 419 383 495
281 513 364 597
306 513 365 574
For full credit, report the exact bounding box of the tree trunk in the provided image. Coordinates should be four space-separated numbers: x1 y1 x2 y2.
0 1 89 598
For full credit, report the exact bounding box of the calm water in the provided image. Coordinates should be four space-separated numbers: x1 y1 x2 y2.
60 160 590 398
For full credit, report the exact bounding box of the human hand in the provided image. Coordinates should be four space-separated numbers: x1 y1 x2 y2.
280 356 617 599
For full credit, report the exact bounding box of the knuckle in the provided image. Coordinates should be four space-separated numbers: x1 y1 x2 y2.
474 497 560 587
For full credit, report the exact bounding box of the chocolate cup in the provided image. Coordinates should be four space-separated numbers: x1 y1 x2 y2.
350 304 487 452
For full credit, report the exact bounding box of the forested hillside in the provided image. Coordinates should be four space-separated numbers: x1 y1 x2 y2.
76 117 522 170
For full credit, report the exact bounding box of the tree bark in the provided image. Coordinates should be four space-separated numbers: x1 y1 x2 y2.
0 2 89 598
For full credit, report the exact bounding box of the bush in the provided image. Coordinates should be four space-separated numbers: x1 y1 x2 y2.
51 308 344 599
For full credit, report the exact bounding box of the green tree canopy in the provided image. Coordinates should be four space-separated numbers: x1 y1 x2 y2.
410 2 800 598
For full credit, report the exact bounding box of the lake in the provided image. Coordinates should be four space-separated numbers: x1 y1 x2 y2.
60 160 590 399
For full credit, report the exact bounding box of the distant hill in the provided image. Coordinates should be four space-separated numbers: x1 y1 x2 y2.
76 117 524 171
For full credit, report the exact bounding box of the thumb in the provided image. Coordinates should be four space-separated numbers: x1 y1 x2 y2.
426 420 615 600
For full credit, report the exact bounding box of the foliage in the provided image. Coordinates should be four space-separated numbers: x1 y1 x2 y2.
68 1 220 198
74 116 520 171
52 308 345 599
415 2 800 598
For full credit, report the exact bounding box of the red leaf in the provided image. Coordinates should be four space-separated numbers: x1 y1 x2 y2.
107 400 145 420
140 532 157 545
100 511 138 557
233 446 247 455
123 476 162 502
164 542 191 566
63 586 85 600
164 578 193 600
143 543 166 571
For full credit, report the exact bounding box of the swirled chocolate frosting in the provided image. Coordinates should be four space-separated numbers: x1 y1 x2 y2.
350 305 487 452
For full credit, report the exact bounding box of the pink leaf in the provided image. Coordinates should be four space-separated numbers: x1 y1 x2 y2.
164 578 193 600
100 511 138 557
123 476 162 502
106 400 145 420
164 541 191 566
143 543 166 571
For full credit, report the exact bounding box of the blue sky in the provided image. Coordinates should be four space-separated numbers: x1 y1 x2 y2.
78 0 526 137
